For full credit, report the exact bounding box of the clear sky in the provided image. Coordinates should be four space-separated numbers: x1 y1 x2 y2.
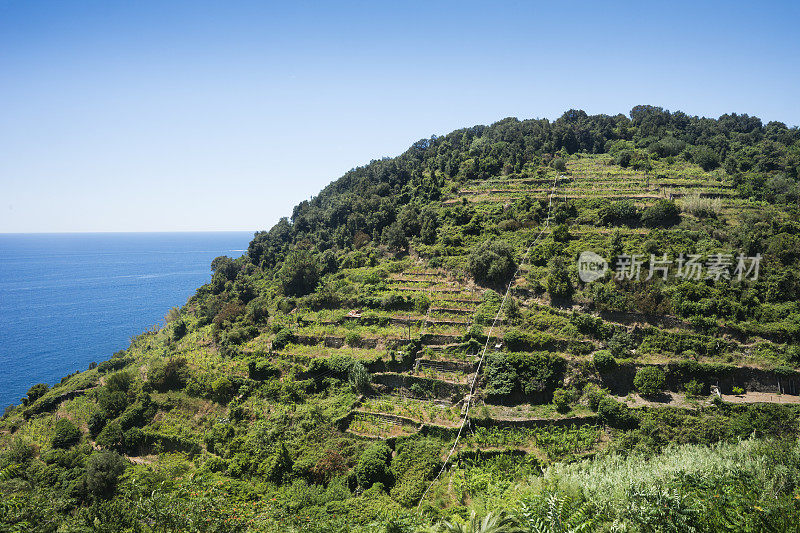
1 0 798 233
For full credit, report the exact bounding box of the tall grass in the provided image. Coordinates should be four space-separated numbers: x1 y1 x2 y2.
680 193 722 218
543 438 782 505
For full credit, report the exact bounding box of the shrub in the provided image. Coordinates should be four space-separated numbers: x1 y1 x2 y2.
105 371 133 393
22 383 49 406
413 294 431 314
598 397 636 428
552 388 572 413
96 421 123 451
484 352 566 399
278 249 320 297
599 200 640 226
390 439 441 507
97 388 128 418
260 442 294 483
634 366 666 397
273 328 296 350
348 362 371 393
593 350 616 372
641 199 680 228
552 157 567 172
684 379 705 398
467 239 518 288
6 437 36 464
583 383 607 411
86 451 126 498
345 331 361 347
551 223 571 242
546 257 573 300
247 296 270 324
248 359 280 380
607 330 633 358
170 319 187 341
97 357 132 374
51 418 81 448
88 411 108 437
356 442 392 488
211 377 236 403
692 145 720 171
147 357 189 392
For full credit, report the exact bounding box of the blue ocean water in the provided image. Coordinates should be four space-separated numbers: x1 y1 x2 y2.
0 232 252 409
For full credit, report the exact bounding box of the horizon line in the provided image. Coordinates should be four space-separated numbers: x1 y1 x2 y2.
0 229 258 235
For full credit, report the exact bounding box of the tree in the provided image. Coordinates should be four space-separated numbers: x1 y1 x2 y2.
552 157 567 172
51 418 81 448
692 145 720 171
420 207 439 245
468 240 517 288
278 249 320 297
86 451 126 498
384 221 408 251
546 257 573 300
634 366 666 397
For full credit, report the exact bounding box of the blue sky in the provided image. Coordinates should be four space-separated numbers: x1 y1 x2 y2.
1 0 798 233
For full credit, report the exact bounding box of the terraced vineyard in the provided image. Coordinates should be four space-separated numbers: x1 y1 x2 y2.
3 108 799 531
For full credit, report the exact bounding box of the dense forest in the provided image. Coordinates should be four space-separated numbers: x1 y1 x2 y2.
2 105 800 532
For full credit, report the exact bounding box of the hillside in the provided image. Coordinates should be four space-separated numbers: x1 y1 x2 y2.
2 106 800 532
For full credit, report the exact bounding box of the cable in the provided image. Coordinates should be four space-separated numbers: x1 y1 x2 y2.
416 174 561 511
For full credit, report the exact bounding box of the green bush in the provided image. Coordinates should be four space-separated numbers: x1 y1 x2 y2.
684 379 705 398
552 388 572 413
641 199 680 228
583 383 607 411
607 330 632 358
211 377 236 403
51 418 81 448
273 328 296 350
356 442 392 489
22 383 49 406
344 331 361 347
634 366 666 397
248 359 280 380
598 397 636 428
599 200 640 226
593 350 616 372
97 388 128 418
170 319 187 341
348 362 371 393
147 357 189 392
546 257 573 299
97 356 132 374
86 450 126 498
467 239 518 287
96 421 123 451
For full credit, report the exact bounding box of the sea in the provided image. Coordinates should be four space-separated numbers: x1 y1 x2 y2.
0 232 253 410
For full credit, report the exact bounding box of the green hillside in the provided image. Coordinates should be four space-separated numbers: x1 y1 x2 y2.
3 106 800 532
